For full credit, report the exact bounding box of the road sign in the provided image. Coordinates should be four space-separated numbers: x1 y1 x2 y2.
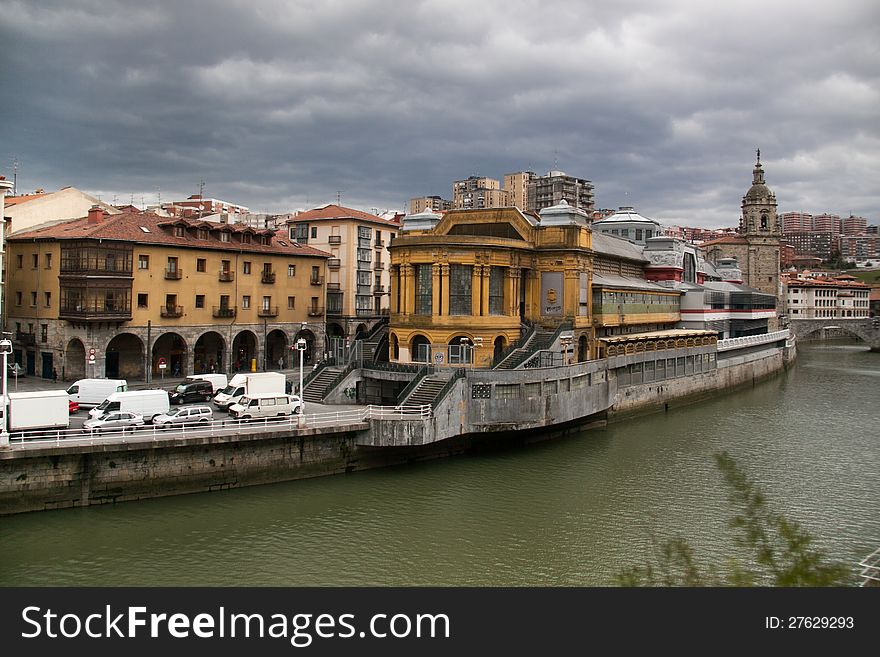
89 347 96 356
88 355 96 364
157 357 167 370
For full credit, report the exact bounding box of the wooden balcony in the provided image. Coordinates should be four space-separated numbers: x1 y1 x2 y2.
164 268 183 280
257 306 279 317
218 270 235 282
212 306 237 318
160 305 184 318
59 302 132 322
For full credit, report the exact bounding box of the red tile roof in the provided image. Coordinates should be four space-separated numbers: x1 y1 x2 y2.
289 204 401 227
10 211 331 258
700 235 749 246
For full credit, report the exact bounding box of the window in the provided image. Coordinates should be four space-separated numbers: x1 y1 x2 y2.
243 261 251 274
635 229 643 241
415 264 432 315
242 295 251 309
138 254 149 270
310 226 317 239
196 258 206 272
174 226 185 237
17 254 23 268
242 232 251 244
45 253 53 269
489 266 504 315
219 295 230 310
195 295 205 309
262 296 271 311
44 291 51 307
293 223 309 244
287 296 295 309
220 231 230 242
288 264 296 277
32 253 39 268
197 229 208 240
16 291 22 305
30 291 37 306
311 266 320 283
221 259 231 272
137 294 148 308
167 256 178 272
41 325 48 343
449 265 472 315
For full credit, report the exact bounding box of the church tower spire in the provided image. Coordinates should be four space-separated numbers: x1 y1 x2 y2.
740 149 778 237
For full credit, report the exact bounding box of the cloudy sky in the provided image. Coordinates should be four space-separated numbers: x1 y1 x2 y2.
2 0 878 227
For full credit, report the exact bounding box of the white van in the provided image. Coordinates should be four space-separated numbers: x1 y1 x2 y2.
66 379 127 408
228 394 302 420
188 373 228 392
88 389 171 422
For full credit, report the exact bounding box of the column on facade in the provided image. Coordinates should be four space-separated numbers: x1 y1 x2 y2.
564 269 581 317
471 265 483 316
402 264 415 315
480 265 491 316
431 263 441 317
505 267 519 316
440 264 450 316
390 265 400 314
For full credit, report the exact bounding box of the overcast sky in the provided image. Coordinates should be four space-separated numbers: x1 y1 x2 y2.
2 0 877 227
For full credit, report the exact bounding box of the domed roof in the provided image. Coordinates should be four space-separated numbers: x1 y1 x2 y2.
593 206 658 225
538 199 589 226
743 154 775 202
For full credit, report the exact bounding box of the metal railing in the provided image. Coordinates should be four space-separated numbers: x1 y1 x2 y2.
308 306 324 317
257 306 279 317
328 235 342 245
164 268 182 280
717 329 790 352
212 306 237 318
430 367 466 408
394 365 434 405
261 271 276 284
160 305 184 318
858 547 880 587
218 270 235 282
492 324 535 368
6 405 434 449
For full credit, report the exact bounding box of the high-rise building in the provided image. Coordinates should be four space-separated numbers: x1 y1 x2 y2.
813 213 841 237
409 196 452 215
452 176 509 209
783 231 835 260
842 215 868 235
525 170 594 213
781 211 812 234
502 171 535 211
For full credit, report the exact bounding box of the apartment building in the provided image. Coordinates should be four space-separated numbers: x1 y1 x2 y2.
785 275 870 319
286 204 400 349
5 207 328 380
452 176 509 209
525 170 594 213
409 196 452 215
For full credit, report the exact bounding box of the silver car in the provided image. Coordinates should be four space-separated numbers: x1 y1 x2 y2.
152 406 214 428
82 411 145 433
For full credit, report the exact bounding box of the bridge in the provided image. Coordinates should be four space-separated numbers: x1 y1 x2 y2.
788 317 880 351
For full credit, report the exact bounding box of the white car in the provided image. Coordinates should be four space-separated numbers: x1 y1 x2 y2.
152 406 214 428
82 411 145 433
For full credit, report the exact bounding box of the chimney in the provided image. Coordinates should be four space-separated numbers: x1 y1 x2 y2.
87 205 105 224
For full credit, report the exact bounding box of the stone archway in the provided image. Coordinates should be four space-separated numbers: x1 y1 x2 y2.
411 334 431 363
232 330 258 372
390 333 400 361
106 333 145 380
266 329 289 369
494 336 506 364
355 323 368 339
578 335 588 362
194 331 226 374
152 331 187 377
294 328 316 365
65 338 86 381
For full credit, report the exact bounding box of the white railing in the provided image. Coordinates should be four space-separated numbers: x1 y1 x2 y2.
6 405 432 449
717 329 790 352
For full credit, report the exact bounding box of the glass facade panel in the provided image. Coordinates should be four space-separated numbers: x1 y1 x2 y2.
449 265 472 315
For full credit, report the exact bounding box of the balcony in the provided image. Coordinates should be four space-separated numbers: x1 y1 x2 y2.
212 306 237 318
373 261 384 271
328 258 341 270
373 285 386 294
328 235 342 245
307 306 324 317
161 305 184 318
310 276 324 286
261 270 276 284
327 282 340 291
15 331 36 346
374 238 384 247
258 306 279 317
164 268 183 280
59 301 132 322
218 270 235 282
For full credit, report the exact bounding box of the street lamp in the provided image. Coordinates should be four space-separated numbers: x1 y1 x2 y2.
296 337 307 424
559 333 573 366
0 338 12 445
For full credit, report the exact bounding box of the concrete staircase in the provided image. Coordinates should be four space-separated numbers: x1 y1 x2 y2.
494 329 556 369
301 366 343 403
399 375 449 407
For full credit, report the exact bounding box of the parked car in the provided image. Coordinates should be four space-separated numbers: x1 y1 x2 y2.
168 378 215 405
152 406 214 429
68 400 80 414
228 394 302 421
8 363 24 377
82 411 145 433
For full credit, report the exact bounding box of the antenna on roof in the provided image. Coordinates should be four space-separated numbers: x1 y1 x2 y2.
12 156 18 196
198 179 206 218
156 186 161 207
336 190 343 205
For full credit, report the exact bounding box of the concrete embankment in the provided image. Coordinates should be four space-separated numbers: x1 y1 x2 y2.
0 341 794 515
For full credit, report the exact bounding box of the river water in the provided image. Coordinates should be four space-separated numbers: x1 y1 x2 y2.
1 342 877 585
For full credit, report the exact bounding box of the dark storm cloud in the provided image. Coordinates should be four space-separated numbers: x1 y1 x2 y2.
2 0 877 225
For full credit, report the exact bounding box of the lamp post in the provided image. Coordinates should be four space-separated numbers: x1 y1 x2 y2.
296 337 307 425
559 333 573 367
0 338 12 445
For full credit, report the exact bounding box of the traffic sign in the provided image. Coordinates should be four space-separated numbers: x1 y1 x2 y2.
88 355 96 364
89 348 96 356
157 357 167 369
